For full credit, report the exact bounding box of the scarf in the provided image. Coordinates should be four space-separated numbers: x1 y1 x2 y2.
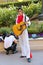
17 15 23 24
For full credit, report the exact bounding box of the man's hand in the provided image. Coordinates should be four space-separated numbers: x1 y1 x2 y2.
14 40 18 44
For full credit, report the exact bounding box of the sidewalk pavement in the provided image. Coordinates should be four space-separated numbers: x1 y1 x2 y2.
0 51 43 65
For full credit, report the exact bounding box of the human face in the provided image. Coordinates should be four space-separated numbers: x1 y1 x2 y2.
18 9 23 15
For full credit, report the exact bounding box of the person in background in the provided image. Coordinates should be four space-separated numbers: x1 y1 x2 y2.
2 33 7 40
16 7 31 62
4 33 18 55
0 34 3 42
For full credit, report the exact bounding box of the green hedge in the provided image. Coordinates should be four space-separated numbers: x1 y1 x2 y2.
0 7 17 27
0 0 40 8
27 22 43 34
0 27 12 34
22 2 42 18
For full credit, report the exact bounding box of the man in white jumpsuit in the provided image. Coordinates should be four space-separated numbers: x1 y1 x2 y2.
16 8 31 62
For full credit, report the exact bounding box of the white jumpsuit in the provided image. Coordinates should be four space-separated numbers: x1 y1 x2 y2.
16 14 31 58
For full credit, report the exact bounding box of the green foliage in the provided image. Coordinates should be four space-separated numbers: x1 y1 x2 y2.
27 22 43 34
0 1 31 8
22 2 42 18
40 23 43 33
0 0 40 8
31 0 39 3
0 6 17 27
0 27 12 34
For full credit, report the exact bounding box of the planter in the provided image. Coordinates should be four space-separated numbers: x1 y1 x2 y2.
28 33 43 38
37 33 43 37
31 34 37 38
28 33 38 38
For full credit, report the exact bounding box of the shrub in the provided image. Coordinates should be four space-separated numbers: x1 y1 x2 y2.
0 27 12 34
27 21 42 34
0 7 17 27
40 23 43 33
0 0 40 8
36 2 42 14
22 2 42 18
0 1 31 8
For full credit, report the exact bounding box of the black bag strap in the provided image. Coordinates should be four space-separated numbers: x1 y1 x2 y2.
25 15 26 22
25 15 30 22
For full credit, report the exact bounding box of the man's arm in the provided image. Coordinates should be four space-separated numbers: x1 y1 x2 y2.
14 39 18 44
